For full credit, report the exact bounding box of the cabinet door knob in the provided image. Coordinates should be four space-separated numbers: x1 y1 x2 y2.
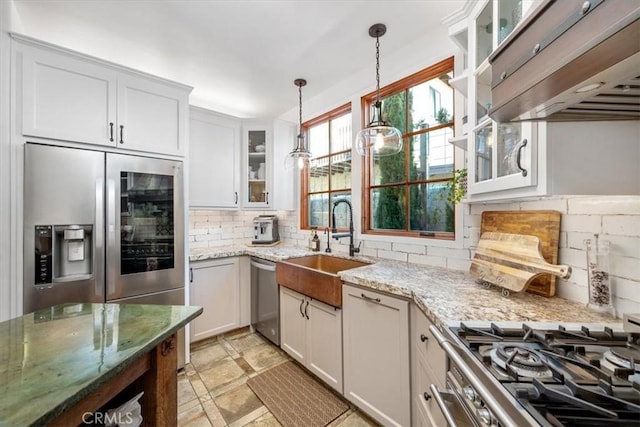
119 125 125 144
423 392 432 401
420 334 429 342
109 122 114 142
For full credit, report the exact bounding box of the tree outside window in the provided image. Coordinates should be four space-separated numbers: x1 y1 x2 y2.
363 57 456 238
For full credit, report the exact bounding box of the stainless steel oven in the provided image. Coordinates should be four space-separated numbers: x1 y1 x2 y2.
430 318 640 427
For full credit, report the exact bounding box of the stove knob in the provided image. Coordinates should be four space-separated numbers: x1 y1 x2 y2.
477 407 494 425
463 386 481 406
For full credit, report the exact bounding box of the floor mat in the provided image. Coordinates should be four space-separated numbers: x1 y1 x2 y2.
247 361 348 427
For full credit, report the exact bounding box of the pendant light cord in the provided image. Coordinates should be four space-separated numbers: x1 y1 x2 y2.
375 34 380 104
298 83 303 137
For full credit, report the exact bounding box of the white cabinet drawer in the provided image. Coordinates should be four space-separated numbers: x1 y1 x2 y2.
411 304 447 387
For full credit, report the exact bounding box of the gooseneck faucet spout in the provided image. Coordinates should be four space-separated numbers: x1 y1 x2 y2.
331 199 360 257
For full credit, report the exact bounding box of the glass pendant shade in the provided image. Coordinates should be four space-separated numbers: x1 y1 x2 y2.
356 101 403 156
356 23 403 158
285 78 311 170
284 134 311 170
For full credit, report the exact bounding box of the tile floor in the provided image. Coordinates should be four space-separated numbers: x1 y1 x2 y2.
177 328 380 427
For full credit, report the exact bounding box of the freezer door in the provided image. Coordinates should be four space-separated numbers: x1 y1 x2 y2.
23 143 105 313
105 153 184 301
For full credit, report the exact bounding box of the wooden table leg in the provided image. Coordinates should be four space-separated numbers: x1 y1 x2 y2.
141 333 178 426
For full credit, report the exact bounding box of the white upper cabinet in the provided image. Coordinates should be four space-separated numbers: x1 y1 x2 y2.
447 1 639 201
20 42 118 147
116 74 188 156
14 35 191 157
189 106 240 208
241 119 296 210
467 0 538 198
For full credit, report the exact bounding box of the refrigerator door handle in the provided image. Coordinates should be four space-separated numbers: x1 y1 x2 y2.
95 178 105 299
106 178 117 296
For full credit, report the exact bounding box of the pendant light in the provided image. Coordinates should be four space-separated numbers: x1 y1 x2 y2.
285 78 312 170
356 23 402 157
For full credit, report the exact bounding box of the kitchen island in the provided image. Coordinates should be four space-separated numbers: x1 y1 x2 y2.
0 303 202 426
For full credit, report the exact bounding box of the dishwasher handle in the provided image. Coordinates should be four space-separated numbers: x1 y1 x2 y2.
251 259 276 272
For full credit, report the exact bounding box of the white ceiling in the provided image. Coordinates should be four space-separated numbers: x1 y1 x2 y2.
11 0 466 119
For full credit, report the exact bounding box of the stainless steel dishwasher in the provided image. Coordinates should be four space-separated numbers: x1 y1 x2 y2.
250 257 279 346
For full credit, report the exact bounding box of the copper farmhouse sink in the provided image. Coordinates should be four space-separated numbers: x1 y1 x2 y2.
276 254 370 307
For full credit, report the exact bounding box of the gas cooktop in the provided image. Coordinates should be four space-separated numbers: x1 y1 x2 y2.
448 318 640 426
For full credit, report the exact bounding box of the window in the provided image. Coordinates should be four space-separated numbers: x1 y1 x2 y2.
362 57 455 238
301 104 352 230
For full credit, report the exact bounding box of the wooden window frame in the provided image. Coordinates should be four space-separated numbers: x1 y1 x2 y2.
300 103 352 231
361 56 456 240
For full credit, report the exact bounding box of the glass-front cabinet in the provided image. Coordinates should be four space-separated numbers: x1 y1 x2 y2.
243 126 271 208
467 0 538 196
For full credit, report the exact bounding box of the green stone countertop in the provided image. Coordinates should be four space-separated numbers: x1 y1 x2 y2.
0 303 202 427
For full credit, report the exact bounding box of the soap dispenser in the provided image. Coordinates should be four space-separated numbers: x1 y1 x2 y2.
310 228 320 252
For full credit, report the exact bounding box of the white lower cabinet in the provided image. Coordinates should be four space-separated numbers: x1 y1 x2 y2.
342 283 410 427
410 304 447 427
189 257 243 342
279 286 343 393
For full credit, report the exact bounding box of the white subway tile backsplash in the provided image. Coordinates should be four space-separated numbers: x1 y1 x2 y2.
607 235 640 258
378 249 408 262
519 197 568 212
565 231 594 250
613 298 639 318
558 247 587 268
188 194 640 317
560 215 602 233
614 277 639 301
611 256 640 282
602 215 640 237
359 247 378 258
569 196 640 215
427 246 470 259
363 240 393 251
392 243 425 255
555 281 588 304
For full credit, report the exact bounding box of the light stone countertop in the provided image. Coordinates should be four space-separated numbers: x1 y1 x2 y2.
190 244 619 328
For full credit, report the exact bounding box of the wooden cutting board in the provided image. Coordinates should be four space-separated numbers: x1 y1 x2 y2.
480 210 561 297
470 232 571 294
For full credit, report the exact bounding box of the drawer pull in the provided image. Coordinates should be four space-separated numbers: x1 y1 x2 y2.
360 293 381 303
581 1 591 14
420 334 429 342
423 392 432 401
532 43 541 55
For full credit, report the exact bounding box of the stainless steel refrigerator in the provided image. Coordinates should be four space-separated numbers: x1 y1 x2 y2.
24 143 186 361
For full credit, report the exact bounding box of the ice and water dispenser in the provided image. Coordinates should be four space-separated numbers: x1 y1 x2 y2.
34 224 93 284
